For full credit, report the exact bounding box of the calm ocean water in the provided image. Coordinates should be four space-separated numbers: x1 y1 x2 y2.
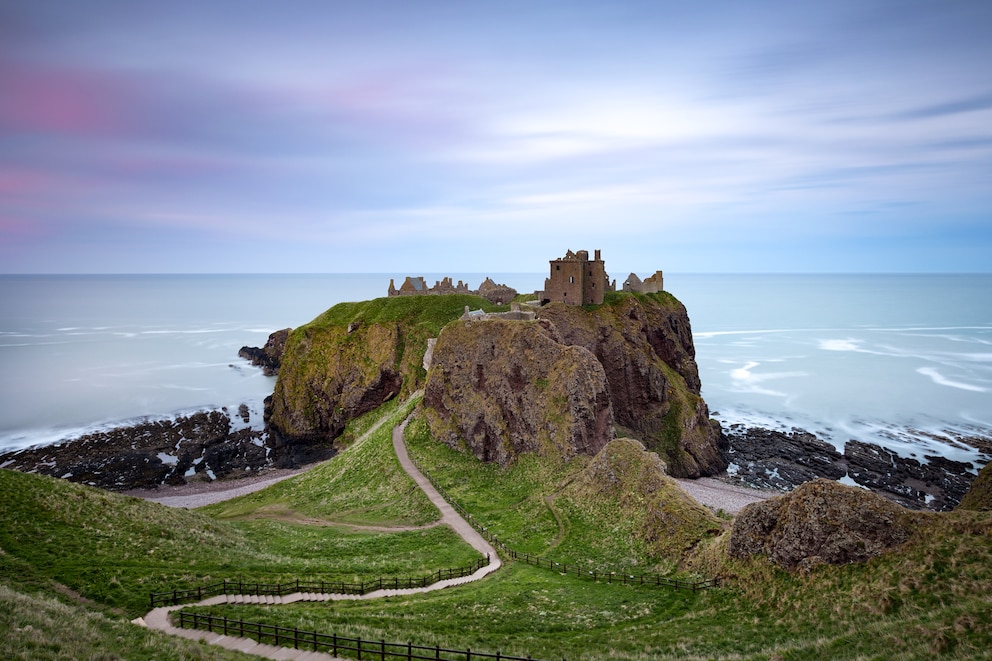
1 273 990 466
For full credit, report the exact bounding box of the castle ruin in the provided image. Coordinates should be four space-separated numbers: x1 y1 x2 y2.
539 249 615 306
388 276 517 305
623 270 664 294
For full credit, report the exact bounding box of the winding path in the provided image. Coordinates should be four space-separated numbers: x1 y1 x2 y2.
138 417 500 660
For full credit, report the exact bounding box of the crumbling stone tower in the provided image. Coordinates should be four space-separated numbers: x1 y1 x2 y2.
541 249 614 305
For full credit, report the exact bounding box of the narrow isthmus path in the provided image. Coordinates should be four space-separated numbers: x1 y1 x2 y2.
138 413 500 660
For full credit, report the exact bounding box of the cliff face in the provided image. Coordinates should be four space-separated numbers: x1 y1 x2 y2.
422 318 614 465
537 292 726 478
268 322 404 444
267 295 490 447
269 291 724 477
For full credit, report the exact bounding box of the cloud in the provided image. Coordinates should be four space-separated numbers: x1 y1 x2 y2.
1 1 991 273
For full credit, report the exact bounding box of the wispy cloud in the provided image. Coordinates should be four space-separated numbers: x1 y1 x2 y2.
1 1 990 273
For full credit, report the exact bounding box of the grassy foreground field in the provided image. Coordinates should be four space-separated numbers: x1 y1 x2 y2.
2 399 991 660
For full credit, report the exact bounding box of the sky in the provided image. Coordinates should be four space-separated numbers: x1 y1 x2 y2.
1 1 990 274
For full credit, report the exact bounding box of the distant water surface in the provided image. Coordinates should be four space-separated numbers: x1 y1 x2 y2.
666 274 992 465
1 273 990 467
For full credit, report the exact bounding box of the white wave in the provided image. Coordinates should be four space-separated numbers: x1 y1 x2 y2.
730 361 807 384
819 338 861 352
727 361 807 398
696 328 818 339
140 329 229 335
916 367 987 393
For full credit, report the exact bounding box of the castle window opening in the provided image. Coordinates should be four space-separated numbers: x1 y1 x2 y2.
569 276 575 284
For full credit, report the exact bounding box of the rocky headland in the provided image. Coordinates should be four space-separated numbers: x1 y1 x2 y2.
536 293 725 477
238 327 290 376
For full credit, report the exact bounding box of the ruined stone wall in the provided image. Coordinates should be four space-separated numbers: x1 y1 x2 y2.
544 259 586 304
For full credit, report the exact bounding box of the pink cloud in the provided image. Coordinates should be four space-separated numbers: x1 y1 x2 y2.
0 168 51 196
0 214 51 240
0 61 133 136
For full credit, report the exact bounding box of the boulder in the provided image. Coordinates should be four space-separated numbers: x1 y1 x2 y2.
729 479 915 569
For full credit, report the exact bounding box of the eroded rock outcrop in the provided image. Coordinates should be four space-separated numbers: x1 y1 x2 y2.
566 438 723 558
729 479 915 569
268 322 404 446
422 318 614 466
537 293 726 478
239 328 291 376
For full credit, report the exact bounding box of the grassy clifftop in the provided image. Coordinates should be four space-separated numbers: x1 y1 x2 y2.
268 294 500 443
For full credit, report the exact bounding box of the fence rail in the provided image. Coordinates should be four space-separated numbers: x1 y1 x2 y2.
410 453 719 592
150 557 488 608
176 610 555 661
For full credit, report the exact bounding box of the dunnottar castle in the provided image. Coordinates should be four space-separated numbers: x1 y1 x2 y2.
389 249 664 307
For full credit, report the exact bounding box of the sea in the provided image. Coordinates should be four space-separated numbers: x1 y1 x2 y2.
1 273 990 469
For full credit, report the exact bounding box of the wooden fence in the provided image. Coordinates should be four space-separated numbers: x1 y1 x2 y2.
150 557 488 608
176 610 558 661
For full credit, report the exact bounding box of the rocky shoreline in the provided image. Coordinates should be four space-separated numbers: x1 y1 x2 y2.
0 405 335 492
722 424 988 511
2 410 984 512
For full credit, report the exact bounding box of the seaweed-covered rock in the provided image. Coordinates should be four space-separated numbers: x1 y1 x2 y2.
724 425 846 489
845 440 975 511
0 409 276 491
729 479 915 569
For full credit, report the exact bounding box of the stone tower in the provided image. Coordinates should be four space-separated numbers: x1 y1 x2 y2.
542 249 614 305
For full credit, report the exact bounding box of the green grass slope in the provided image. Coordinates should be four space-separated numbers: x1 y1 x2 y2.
201 397 439 525
3 394 991 660
192 413 992 660
0 402 480 627
0 583 257 661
